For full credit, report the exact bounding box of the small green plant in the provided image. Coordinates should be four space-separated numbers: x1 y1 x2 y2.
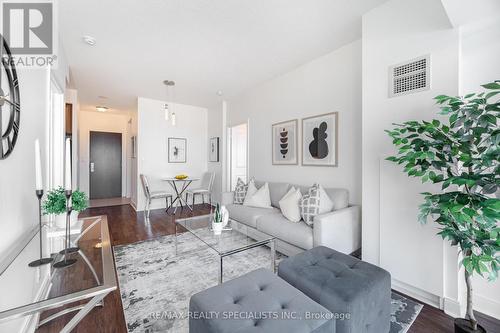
43 187 88 215
213 203 222 223
385 82 500 331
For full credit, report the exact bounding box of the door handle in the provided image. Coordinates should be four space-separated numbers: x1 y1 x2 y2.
90 162 95 173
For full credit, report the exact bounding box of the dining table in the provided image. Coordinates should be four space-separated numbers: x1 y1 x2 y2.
162 177 200 214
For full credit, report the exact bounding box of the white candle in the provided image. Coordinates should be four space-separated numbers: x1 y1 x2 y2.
65 138 72 191
35 139 43 190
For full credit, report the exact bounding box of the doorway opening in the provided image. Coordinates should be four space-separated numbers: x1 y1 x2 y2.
89 131 122 200
228 122 248 191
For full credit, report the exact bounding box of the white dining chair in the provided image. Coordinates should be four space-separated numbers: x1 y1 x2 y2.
140 174 172 218
185 172 215 207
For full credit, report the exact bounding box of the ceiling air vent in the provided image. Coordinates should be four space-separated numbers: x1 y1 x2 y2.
389 55 430 98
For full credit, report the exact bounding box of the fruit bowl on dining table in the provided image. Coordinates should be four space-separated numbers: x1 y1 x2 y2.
175 174 188 180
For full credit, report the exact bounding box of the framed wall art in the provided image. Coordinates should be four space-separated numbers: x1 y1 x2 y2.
209 137 219 162
301 112 338 167
168 137 187 163
272 119 298 165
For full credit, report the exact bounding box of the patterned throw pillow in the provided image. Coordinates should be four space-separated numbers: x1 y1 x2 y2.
299 184 321 226
234 178 249 204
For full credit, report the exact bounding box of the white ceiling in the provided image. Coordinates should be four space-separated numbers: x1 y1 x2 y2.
60 0 388 111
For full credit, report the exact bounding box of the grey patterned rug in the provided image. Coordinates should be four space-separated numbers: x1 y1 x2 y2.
114 231 423 333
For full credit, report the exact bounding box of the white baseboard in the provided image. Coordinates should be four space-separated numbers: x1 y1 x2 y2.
475 294 500 319
443 297 464 318
392 278 441 309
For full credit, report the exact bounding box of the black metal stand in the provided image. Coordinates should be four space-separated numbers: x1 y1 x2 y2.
28 190 54 268
54 190 77 269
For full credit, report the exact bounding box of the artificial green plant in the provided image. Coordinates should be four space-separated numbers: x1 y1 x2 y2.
385 82 500 330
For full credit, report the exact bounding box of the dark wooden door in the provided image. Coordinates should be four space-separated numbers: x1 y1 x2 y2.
90 131 122 199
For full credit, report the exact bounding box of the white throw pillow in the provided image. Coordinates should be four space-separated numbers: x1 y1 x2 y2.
279 187 302 222
243 182 272 208
318 184 334 214
243 179 258 202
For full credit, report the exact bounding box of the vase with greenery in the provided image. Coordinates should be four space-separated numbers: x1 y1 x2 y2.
385 82 499 333
43 186 88 228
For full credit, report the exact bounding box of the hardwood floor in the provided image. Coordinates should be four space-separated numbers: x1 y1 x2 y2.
35 204 499 333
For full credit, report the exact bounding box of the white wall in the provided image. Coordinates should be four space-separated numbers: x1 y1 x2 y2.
460 17 500 319
207 101 225 203
227 40 362 204
362 0 462 313
77 111 133 198
0 68 51 332
137 97 208 211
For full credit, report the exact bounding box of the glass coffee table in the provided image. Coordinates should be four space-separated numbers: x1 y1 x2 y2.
175 215 276 284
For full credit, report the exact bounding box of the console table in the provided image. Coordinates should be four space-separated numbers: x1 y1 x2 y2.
0 216 116 333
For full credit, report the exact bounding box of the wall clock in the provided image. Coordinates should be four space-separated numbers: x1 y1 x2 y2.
0 35 20 160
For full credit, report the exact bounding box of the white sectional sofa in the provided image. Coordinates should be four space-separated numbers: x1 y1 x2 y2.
221 180 361 256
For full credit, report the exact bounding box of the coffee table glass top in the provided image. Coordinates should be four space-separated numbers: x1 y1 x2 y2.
176 214 275 256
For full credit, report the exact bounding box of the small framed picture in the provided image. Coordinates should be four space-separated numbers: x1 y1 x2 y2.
272 119 298 165
131 136 137 158
302 112 338 167
209 137 220 162
168 137 187 163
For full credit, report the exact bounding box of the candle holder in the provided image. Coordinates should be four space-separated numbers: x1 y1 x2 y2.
28 190 54 267
54 190 77 269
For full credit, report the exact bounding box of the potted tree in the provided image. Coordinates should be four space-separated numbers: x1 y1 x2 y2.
43 187 88 228
386 82 500 333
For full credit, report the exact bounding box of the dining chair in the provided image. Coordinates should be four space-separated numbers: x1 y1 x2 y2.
140 174 172 218
185 172 215 207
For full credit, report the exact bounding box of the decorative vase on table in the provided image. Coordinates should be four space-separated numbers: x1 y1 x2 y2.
212 203 229 235
54 210 79 228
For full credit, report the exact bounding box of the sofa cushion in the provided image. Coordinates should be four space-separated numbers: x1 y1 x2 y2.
255 181 290 208
226 204 279 228
243 182 272 208
189 268 334 333
324 188 348 210
257 214 313 250
234 178 249 204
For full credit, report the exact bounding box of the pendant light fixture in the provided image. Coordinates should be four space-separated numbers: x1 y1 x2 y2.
163 80 176 126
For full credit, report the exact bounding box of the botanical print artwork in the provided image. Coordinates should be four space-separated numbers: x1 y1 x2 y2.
209 137 219 162
168 138 187 163
302 112 338 166
272 119 298 165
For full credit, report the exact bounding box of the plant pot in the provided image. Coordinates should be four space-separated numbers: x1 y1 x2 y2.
212 222 223 235
54 211 79 229
454 318 486 333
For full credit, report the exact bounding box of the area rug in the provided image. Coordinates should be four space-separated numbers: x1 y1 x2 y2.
114 231 423 333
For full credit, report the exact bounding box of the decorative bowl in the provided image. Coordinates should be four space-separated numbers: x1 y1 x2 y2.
175 174 188 180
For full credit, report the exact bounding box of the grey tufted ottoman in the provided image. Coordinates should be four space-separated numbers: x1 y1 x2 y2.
278 246 391 333
189 268 335 333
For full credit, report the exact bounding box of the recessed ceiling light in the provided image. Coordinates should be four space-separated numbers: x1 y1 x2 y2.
96 106 108 112
83 35 96 46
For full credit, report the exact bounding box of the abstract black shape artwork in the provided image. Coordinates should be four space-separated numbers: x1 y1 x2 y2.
302 112 338 167
280 128 289 157
309 121 329 159
272 119 298 165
